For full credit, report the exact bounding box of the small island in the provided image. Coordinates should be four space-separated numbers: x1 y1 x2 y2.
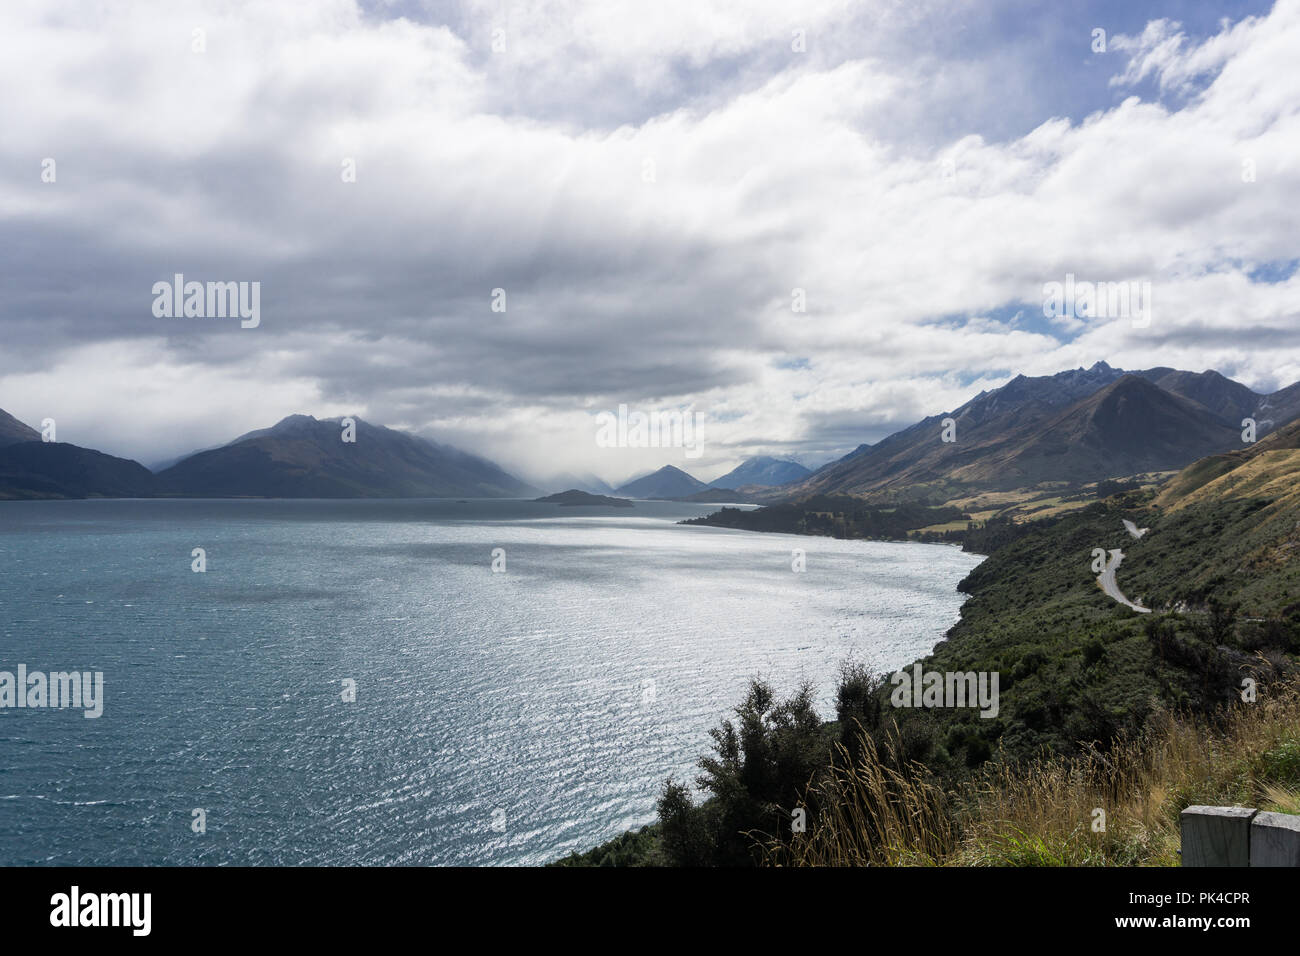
535 489 634 508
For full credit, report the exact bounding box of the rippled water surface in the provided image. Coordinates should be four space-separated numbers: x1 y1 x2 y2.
0 498 982 865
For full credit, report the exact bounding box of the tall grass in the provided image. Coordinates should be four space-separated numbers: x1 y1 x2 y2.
763 675 1300 866
757 729 954 866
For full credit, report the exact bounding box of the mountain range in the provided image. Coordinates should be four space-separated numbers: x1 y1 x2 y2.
613 465 707 499
153 415 537 498
3 361 1298 501
0 412 537 500
709 456 811 489
609 457 813 499
787 362 1300 502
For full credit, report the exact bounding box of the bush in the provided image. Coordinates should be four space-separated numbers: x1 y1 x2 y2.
835 662 887 762
656 678 831 865
657 780 710 866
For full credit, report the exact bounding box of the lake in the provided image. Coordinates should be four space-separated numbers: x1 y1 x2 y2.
0 498 982 865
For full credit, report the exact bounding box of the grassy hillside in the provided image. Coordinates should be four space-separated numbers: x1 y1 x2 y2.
766 676 1300 866
853 418 1300 772
681 497 968 539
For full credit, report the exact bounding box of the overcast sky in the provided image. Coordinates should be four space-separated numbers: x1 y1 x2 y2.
2 0 1297 483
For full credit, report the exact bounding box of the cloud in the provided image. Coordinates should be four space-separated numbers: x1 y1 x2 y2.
0 0 1296 481
1108 15 1264 95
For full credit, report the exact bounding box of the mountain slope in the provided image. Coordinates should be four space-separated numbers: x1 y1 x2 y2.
1134 368 1259 426
0 408 41 447
614 465 706 499
792 361 1128 499
1253 380 1300 435
710 456 811 489
952 375 1243 487
156 415 536 498
885 418 1300 767
1155 415 1300 513
792 363 1298 501
0 442 156 499
0 408 157 498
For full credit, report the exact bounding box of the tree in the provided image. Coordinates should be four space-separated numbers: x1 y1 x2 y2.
656 779 710 866
835 662 887 763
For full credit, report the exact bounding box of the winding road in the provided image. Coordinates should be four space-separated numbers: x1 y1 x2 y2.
1097 547 1151 613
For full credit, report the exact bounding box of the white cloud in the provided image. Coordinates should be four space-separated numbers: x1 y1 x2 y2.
0 0 1297 479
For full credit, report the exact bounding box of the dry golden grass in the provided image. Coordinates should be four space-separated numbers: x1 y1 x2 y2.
1163 449 1300 513
757 731 955 866
763 676 1300 866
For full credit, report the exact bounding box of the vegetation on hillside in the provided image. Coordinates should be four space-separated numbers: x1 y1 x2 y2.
765 676 1300 866
681 496 968 541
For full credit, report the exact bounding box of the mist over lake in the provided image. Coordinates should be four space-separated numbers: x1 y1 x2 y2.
0 498 980 865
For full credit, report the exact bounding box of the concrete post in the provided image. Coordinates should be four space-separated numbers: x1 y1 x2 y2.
1180 806 1256 867
1249 811 1300 867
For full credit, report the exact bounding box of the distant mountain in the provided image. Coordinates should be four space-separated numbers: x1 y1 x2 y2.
0 407 155 498
613 465 707 499
957 375 1242 487
1132 368 1259 426
0 441 156 499
148 442 225 474
1252 380 1300 435
792 362 1300 501
0 408 40 447
156 414 537 498
710 456 811 489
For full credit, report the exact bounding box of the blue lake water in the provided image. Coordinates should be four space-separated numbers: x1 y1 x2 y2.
0 498 982 865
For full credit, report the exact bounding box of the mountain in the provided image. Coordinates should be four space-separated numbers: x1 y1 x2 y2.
1155 414 1300 513
710 456 811 489
613 465 707 499
148 442 225 473
0 408 41 447
1252 380 1300 435
156 414 537 498
0 441 156 499
1132 367 1259 426
950 375 1243 487
0 407 155 498
793 363 1300 501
